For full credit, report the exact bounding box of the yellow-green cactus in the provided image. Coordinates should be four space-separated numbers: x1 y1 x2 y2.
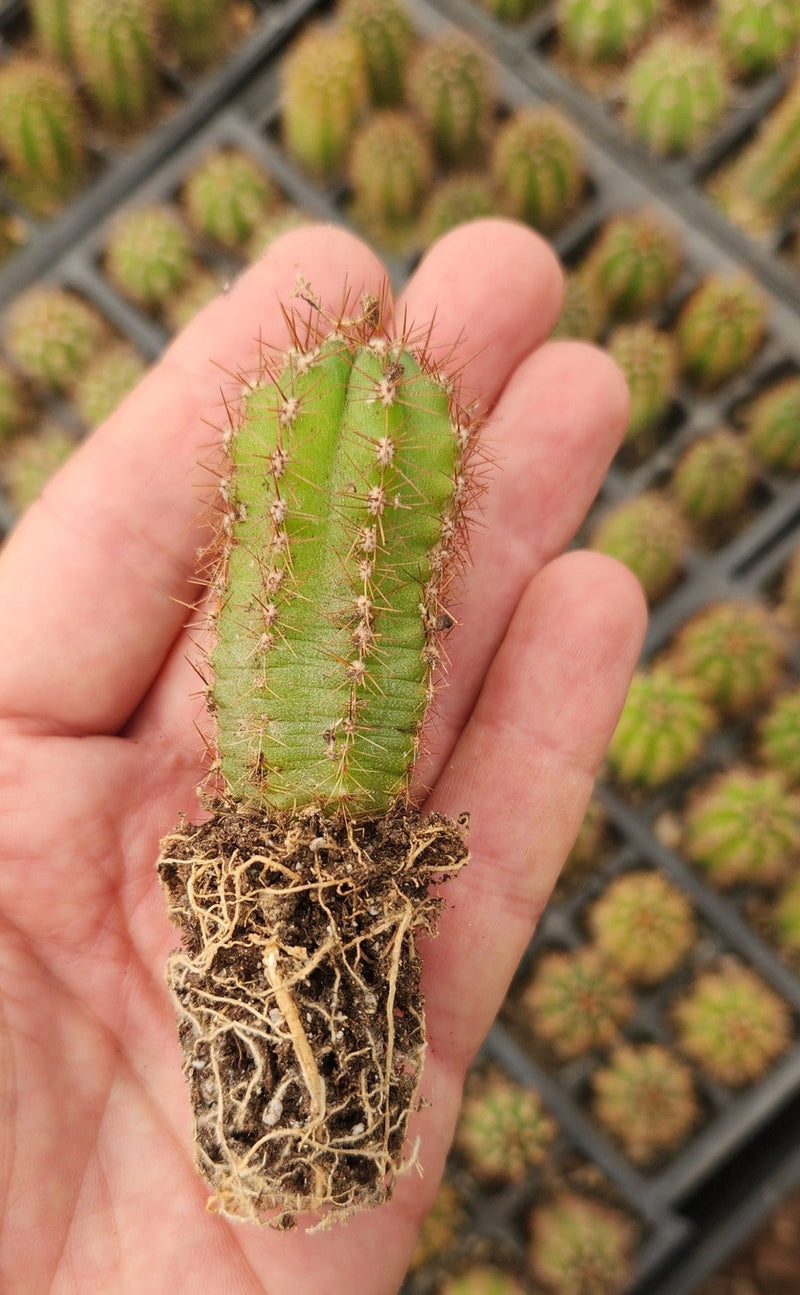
673 962 791 1085
593 1044 698 1164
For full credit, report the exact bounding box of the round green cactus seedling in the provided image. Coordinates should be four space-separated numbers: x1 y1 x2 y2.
608 322 677 448
684 767 800 888
349 110 434 235
550 272 606 342
558 0 663 65
5 287 107 393
671 428 755 527
162 0 228 70
70 0 159 129
593 1044 698 1164
606 668 715 789
73 342 147 428
589 871 696 984
30 0 72 60
625 33 730 156
520 947 634 1059
439 1269 526 1295
182 149 276 250
716 0 800 79
105 205 195 310
0 361 28 444
759 689 800 786
719 78 800 224
421 174 498 247
340 0 414 107
772 874 800 954
667 601 786 715
408 33 494 167
281 24 368 177
589 492 689 603
245 208 310 263
455 1070 556 1184
0 59 85 208
744 377 800 473
529 1193 635 1295
163 268 222 333
2 421 76 513
677 272 767 389
491 107 584 233
673 961 791 1085
582 209 683 319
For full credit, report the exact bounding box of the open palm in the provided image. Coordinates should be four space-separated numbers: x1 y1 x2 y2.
0 223 645 1295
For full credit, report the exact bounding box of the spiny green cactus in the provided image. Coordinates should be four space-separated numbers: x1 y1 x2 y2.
558 0 663 65
671 428 755 526
439 1269 527 1295
667 601 786 714
455 1070 556 1184
521 947 634 1059
744 377 800 472
589 871 696 984
759 689 800 786
246 207 310 263
2 421 76 513
589 492 690 603
550 272 606 342
491 107 584 233
339 0 414 107
593 1044 698 1164
673 961 791 1085
105 205 195 310
529 1194 635 1295
162 0 228 70
718 78 800 225
772 874 800 954
625 33 730 155
30 0 73 60
0 361 28 445
73 342 147 428
684 767 800 888
349 110 434 236
420 173 498 248
0 59 85 209
408 33 494 167
583 209 683 319
677 272 767 390
608 322 677 448
70 0 159 129
716 0 800 79
5 287 107 392
182 148 276 250
606 668 715 789
164 268 222 333
281 24 368 177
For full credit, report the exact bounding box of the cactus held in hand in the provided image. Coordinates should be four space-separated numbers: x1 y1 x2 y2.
281 24 368 177
408 33 494 167
70 0 159 129
583 209 682 318
716 0 800 79
182 148 276 250
677 272 767 389
0 59 85 209
491 107 584 233
625 33 729 155
340 0 414 107
157 289 476 1225
593 1044 698 1164
558 0 663 64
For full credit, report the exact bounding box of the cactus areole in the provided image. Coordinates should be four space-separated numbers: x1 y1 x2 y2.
157 285 475 1227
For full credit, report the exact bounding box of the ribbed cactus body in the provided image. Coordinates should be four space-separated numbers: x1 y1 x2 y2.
584 210 682 318
593 1045 697 1164
529 1195 634 1294
626 34 729 155
282 26 368 176
685 768 800 887
349 111 434 231
340 0 413 106
677 273 766 389
589 871 695 984
183 148 275 249
590 492 689 603
672 429 754 525
716 0 800 78
720 78 800 222
522 948 634 1058
105 205 194 309
30 0 73 60
609 322 677 446
455 1072 556 1183
0 59 84 199
559 0 662 63
607 668 714 788
492 107 583 232
745 378 800 472
408 34 493 166
162 0 227 69
421 173 497 246
760 690 800 785
551 272 606 341
5 287 107 392
674 964 790 1085
71 0 159 128
668 601 785 714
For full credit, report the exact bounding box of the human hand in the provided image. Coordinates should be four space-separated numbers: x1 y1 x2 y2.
0 222 645 1295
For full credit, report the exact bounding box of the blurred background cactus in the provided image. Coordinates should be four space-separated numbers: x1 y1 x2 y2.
70 0 160 130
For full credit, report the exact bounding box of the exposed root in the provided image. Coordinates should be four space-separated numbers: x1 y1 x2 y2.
158 803 468 1229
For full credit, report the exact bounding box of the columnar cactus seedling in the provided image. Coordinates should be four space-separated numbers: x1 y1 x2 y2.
529 1194 635 1295
759 689 800 786
349 110 434 235
606 668 715 789
439 1269 527 1295
588 871 696 984
73 343 147 428
70 0 159 129
104 205 195 310
2 421 76 513
30 0 73 61
720 78 800 224
716 0 800 79
684 767 800 888
182 149 276 250
608 322 677 448
491 107 584 232
589 492 690 603
157 291 475 1224
520 947 634 1059
671 429 755 526
677 273 767 389
408 33 494 167
281 25 368 177
550 272 606 342
625 33 730 155
744 377 800 472
582 210 682 319
593 1044 698 1164
455 1070 556 1183
0 59 85 209
558 0 663 65
673 961 791 1085
162 0 227 70
667 601 786 714
340 0 414 107
421 174 497 247
5 287 107 392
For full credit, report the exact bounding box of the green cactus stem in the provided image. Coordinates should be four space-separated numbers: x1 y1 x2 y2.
408 33 494 167
677 272 767 390
716 0 800 79
340 0 414 107
71 0 160 130
281 24 368 177
588 871 696 984
182 148 276 250
491 107 584 233
625 33 730 156
666 601 786 715
157 293 474 1225
520 947 634 1059
558 0 663 65
0 59 85 209
593 1044 698 1164
439 1269 527 1295
744 377 800 472
349 110 434 237
529 1194 635 1295
583 209 682 319
589 492 689 603
671 428 755 527
673 961 791 1085
30 0 73 61
759 689 800 786
550 272 606 342
2 421 76 513
608 322 677 449
684 767 800 888
104 204 195 310
5 287 108 393
73 343 147 428
162 0 228 70
718 78 800 225
455 1070 556 1184
606 668 715 789
421 173 498 248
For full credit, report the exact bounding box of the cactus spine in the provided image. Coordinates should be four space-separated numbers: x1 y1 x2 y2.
162 0 227 70
70 0 159 129
625 33 729 155
408 33 494 167
558 0 663 64
491 107 584 232
340 0 414 107
0 59 85 208
282 25 368 176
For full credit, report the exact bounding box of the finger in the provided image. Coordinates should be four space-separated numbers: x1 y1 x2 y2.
0 226 389 736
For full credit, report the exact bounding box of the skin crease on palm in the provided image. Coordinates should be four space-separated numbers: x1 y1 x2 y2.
0 220 645 1295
